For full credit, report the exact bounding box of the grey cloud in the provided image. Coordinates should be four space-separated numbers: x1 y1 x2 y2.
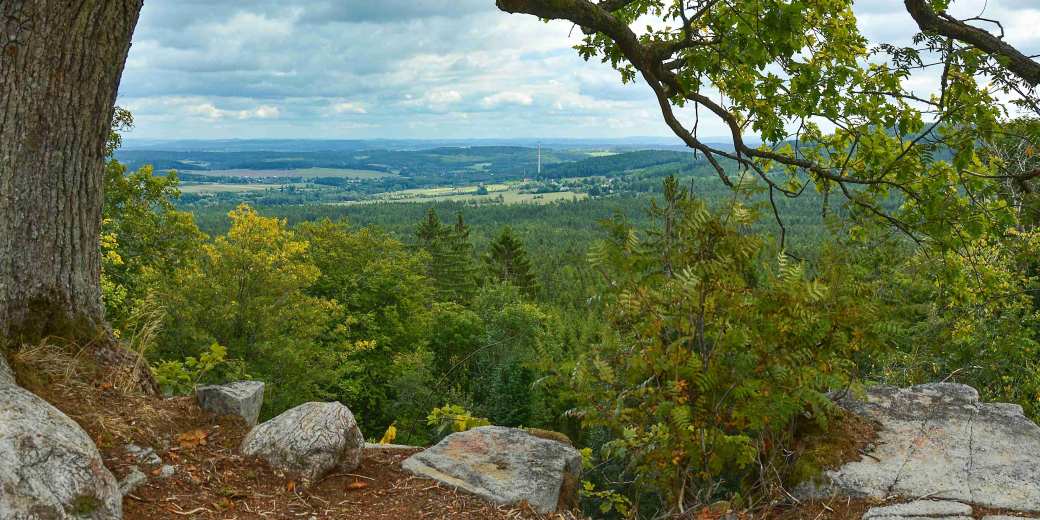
297 0 492 24
118 0 1038 140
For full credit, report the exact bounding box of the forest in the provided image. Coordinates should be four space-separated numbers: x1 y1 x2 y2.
2 0 1040 518
100 119 1039 516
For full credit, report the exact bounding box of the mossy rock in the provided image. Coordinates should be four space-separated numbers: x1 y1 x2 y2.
70 495 102 516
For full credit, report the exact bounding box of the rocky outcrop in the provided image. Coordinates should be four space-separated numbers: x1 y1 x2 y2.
0 356 122 519
241 401 364 482
401 426 582 514
861 500 972 519
799 383 1040 513
196 381 265 426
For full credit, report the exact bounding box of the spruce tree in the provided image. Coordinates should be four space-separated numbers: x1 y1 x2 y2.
445 213 478 303
483 226 538 295
416 208 444 250
415 209 477 304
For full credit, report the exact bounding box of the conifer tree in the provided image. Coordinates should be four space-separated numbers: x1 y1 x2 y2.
416 208 444 250
483 227 538 295
445 213 478 303
415 209 478 303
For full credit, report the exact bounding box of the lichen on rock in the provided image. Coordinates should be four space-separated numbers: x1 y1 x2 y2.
0 356 122 519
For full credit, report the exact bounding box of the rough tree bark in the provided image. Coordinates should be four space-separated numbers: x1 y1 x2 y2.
0 0 144 344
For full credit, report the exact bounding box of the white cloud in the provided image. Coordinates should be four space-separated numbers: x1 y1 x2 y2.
331 101 367 114
480 91 534 108
425 90 463 105
188 102 281 120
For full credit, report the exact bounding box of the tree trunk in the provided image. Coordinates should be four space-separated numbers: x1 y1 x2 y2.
0 0 143 344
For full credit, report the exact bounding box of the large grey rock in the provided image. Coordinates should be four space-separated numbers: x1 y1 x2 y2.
401 426 582 514
799 383 1040 513
862 500 972 519
196 380 265 426
0 383 122 519
241 401 363 482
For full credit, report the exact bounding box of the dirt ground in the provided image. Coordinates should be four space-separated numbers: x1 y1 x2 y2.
11 344 563 520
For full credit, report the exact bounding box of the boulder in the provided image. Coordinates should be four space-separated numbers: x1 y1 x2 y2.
799 383 1040 513
0 382 122 519
241 401 364 482
401 426 582 514
196 380 265 426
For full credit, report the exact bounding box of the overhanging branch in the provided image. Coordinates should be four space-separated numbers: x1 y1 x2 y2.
904 0 1040 86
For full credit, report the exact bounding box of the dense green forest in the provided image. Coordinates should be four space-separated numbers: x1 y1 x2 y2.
102 122 1040 516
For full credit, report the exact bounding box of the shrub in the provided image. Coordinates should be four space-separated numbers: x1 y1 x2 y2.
427 404 490 440
575 177 877 512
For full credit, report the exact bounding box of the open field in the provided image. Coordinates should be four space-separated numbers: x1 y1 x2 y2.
180 183 301 194
335 184 587 206
190 167 396 179
381 184 512 198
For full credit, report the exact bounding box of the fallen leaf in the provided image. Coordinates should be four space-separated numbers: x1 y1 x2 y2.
345 481 369 491
177 429 208 450
286 480 297 493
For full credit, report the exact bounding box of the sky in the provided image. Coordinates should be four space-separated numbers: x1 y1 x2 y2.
117 0 1040 141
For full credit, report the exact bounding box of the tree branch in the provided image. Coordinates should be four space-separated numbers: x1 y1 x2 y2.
904 0 1040 86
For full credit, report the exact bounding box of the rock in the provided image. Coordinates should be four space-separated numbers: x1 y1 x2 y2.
241 401 364 482
125 443 162 466
196 380 265 426
522 427 573 446
119 467 148 496
862 500 972 519
0 355 14 386
981 516 1029 520
364 442 421 450
0 383 122 519
401 426 582 514
798 383 1040 513
158 465 176 479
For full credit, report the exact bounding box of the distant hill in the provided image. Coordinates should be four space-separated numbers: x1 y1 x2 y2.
119 136 755 153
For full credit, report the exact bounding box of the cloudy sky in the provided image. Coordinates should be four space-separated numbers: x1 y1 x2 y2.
117 0 1040 140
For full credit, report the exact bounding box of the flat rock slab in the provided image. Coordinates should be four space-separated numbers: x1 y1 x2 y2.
401 426 581 514
862 500 972 519
799 383 1040 512
197 381 265 426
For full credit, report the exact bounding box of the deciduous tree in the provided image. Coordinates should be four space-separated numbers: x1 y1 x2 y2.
0 0 144 343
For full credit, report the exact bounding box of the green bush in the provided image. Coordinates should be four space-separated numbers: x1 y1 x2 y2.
575 177 878 511
151 342 248 396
